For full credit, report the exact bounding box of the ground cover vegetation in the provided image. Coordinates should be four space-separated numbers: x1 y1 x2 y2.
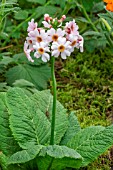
0 0 113 169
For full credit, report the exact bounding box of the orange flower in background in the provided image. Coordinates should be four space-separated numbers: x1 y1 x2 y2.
103 0 113 12
106 3 113 11
103 0 112 3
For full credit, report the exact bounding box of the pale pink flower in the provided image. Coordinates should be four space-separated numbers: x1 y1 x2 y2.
24 41 34 62
51 37 72 59
44 14 52 22
27 19 38 32
76 35 84 52
26 37 34 49
33 42 50 62
28 29 48 43
42 21 52 28
65 20 79 35
58 15 66 23
47 28 65 42
68 34 78 52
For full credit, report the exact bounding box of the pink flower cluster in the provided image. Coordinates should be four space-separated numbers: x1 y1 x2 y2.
24 14 84 62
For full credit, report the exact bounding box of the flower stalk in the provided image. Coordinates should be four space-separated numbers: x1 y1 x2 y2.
50 56 57 145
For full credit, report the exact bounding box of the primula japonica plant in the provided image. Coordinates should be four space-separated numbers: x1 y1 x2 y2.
24 14 83 145
0 14 113 170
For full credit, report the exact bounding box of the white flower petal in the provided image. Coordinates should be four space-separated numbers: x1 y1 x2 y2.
42 53 50 62
64 41 71 48
45 46 50 52
34 52 40 58
52 50 58 56
80 46 83 52
42 56 47 62
42 21 51 28
58 37 66 44
51 28 55 35
61 52 66 59
52 50 60 57
24 41 28 51
57 28 65 36
64 50 71 56
43 53 50 61
40 42 45 47
33 42 40 50
51 43 58 50
55 51 60 57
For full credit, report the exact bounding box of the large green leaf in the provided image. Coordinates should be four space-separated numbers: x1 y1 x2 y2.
61 112 81 145
37 145 83 170
8 145 43 164
6 88 51 149
0 153 26 170
0 93 20 156
67 125 113 166
6 64 51 90
31 90 69 144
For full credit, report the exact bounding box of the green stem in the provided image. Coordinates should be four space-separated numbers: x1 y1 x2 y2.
80 1 98 32
0 0 6 32
50 56 57 145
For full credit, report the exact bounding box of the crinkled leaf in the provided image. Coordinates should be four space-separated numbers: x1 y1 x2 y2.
8 145 43 164
67 125 113 166
12 79 39 97
37 145 82 170
14 10 28 20
0 56 14 65
61 112 81 145
0 83 9 91
6 64 51 90
0 93 20 156
31 90 69 144
12 53 43 65
0 153 8 170
6 88 51 149
12 79 36 88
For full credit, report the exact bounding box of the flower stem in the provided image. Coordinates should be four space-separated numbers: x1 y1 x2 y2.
0 0 6 32
80 0 98 32
50 56 57 145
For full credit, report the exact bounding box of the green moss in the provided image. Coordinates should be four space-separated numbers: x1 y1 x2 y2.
56 50 113 169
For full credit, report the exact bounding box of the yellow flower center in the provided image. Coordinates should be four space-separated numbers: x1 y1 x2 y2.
38 47 44 54
71 40 76 46
52 34 58 41
58 45 65 52
37 36 42 43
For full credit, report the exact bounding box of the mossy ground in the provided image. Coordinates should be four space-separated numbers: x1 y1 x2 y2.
56 50 113 169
